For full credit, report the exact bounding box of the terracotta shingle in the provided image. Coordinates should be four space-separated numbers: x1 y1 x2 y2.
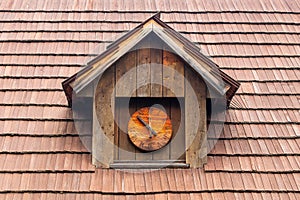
0 0 299 199
89 169 102 191
123 171 136 193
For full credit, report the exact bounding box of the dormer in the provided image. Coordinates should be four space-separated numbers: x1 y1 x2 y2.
62 13 240 168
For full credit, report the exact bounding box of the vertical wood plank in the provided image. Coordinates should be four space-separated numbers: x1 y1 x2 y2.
94 66 115 168
135 98 153 161
115 51 137 97
137 48 151 97
92 82 101 167
117 98 136 160
133 14 152 95
114 98 119 160
185 66 207 168
170 98 185 160
148 33 164 97
150 48 163 97
163 50 185 97
152 99 171 160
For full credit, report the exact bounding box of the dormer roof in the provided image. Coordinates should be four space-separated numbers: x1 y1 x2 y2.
62 13 239 106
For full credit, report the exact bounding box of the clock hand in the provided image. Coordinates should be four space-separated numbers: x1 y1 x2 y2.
137 115 157 138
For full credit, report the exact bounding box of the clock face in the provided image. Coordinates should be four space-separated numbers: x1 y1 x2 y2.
128 106 172 151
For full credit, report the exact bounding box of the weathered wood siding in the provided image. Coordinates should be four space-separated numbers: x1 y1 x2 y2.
115 49 184 98
185 66 207 168
94 66 115 167
94 48 207 168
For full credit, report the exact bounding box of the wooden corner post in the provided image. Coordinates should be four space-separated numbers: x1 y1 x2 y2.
93 66 115 168
185 66 207 168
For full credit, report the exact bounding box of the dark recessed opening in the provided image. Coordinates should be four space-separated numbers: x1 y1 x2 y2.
114 97 186 165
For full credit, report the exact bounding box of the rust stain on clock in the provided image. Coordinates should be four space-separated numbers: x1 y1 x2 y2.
128 107 172 151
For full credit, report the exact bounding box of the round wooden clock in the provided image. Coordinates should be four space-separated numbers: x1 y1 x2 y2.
127 106 172 151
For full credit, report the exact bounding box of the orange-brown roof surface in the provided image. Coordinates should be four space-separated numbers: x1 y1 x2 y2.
0 0 299 199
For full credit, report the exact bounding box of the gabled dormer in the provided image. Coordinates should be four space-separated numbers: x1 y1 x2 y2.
62 13 240 168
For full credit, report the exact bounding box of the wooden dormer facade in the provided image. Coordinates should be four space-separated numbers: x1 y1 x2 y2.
63 13 240 168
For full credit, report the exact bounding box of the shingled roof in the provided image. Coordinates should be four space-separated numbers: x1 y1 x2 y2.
1 0 299 199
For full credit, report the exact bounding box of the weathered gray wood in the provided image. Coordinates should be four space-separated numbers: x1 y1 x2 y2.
170 98 186 160
115 51 137 97
93 46 207 168
92 82 101 167
114 98 119 160
135 98 153 161
150 48 163 97
117 98 136 160
185 66 207 168
110 161 189 169
94 65 115 168
152 100 171 160
76 83 94 97
137 48 151 97
162 50 185 97
112 160 185 163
